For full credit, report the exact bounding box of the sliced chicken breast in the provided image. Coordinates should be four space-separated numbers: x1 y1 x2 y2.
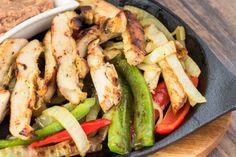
78 0 127 33
122 10 145 65
37 31 57 102
159 60 187 113
87 39 121 112
76 26 119 57
0 39 28 89
10 40 43 140
51 11 87 104
0 90 10 123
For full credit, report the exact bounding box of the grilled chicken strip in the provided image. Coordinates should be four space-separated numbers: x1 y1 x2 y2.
10 40 43 140
0 90 10 123
51 11 87 104
87 39 121 112
78 0 127 34
37 31 57 102
122 10 145 65
159 60 187 113
0 39 28 89
0 39 28 123
33 31 57 117
76 25 119 57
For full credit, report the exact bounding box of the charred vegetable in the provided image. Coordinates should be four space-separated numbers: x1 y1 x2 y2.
112 54 154 149
108 76 132 154
0 98 95 148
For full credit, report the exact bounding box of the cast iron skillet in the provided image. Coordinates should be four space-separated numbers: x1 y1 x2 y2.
1 0 236 157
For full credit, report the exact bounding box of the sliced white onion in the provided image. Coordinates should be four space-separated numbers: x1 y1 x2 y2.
144 41 176 64
145 41 156 54
153 101 163 127
166 54 206 106
103 49 121 60
43 106 90 157
144 70 161 93
137 63 161 72
175 26 186 41
184 55 201 77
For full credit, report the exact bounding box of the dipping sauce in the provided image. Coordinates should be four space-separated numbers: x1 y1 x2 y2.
0 0 54 35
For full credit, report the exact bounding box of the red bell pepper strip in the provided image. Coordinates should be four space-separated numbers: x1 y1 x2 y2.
152 82 170 120
155 77 199 134
152 82 170 110
191 77 199 87
29 118 111 148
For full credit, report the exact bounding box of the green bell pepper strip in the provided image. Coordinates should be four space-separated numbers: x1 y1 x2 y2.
108 76 132 154
0 98 95 149
112 55 155 149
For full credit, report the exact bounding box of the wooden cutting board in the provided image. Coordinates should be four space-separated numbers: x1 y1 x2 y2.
149 113 231 157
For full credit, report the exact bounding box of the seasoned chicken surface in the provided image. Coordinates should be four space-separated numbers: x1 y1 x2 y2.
78 0 127 33
122 10 145 65
0 39 28 89
37 31 56 102
159 60 187 113
0 90 10 123
10 40 43 140
87 39 121 112
76 26 119 57
51 11 87 104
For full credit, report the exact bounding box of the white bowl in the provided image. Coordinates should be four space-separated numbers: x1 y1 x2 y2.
0 0 79 43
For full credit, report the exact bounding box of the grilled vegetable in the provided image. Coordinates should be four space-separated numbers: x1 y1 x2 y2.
175 40 188 59
156 77 198 134
35 102 78 128
144 24 168 47
108 76 132 154
144 25 187 113
0 98 95 148
166 54 206 106
152 82 170 113
145 41 156 53
172 26 186 47
183 55 201 77
86 99 101 122
156 101 191 134
137 63 161 93
42 106 90 156
144 40 176 64
112 54 154 149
